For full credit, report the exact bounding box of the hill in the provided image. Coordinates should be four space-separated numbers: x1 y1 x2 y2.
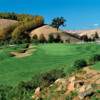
0 12 44 41
65 29 100 37
30 25 80 42
0 19 17 30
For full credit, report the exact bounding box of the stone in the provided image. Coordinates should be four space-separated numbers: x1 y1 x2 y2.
79 84 92 92
58 84 67 90
69 76 76 82
35 87 41 94
74 80 84 88
97 79 100 84
55 78 64 83
62 79 67 84
79 91 93 100
68 80 84 92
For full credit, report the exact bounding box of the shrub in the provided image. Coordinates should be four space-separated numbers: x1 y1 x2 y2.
73 59 87 69
31 68 65 89
89 54 100 64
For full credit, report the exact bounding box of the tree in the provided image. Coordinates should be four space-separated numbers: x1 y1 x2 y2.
48 33 54 43
94 32 99 38
39 33 46 43
54 34 61 43
80 35 88 41
33 34 38 40
51 17 66 31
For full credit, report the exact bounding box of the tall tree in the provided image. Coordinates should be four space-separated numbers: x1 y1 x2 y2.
33 34 38 40
48 33 54 43
51 17 66 31
39 33 46 43
55 34 61 43
94 32 99 38
80 35 88 41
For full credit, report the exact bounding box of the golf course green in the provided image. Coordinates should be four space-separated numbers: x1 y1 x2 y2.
0 43 100 86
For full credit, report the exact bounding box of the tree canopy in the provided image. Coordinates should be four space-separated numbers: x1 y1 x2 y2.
51 17 66 30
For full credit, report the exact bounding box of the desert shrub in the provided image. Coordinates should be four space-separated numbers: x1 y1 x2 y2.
89 54 100 64
73 59 87 69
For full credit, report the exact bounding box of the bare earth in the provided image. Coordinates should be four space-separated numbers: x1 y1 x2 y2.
0 19 18 30
65 29 100 37
10 44 36 58
30 25 80 43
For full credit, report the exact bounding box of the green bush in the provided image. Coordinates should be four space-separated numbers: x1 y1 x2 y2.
73 59 87 69
89 54 100 64
31 68 65 89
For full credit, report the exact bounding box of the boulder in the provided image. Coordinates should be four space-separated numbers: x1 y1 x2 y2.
79 84 92 92
68 80 84 91
62 79 67 84
97 79 100 84
55 78 64 83
35 87 41 94
79 91 93 100
58 84 67 90
69 76 76 82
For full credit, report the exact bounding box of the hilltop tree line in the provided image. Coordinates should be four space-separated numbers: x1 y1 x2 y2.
80 32 99 42
5 33 63 45
0 12 44 43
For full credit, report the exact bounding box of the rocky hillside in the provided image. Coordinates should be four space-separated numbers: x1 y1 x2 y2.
0 19 17 30
30 25 80 43
65 29 100 38
32 67 100 100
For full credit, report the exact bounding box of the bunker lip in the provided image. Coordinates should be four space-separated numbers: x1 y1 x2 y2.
10 44 36 58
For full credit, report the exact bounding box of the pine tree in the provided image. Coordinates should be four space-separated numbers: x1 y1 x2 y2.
48 33 54 43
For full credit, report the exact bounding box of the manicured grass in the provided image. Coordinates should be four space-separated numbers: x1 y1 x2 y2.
0 43 100 86
90 62 100 71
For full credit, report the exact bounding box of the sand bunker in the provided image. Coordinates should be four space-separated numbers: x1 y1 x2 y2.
10 44 36 58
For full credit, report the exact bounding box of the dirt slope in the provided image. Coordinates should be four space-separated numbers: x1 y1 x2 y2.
30 25 80 42
65 29 100 37
0 19 18 30
32 67 100 100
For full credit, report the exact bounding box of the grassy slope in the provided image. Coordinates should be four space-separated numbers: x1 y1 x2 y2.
0 43 100 86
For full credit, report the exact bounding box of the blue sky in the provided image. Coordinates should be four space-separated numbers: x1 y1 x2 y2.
0 0 100 30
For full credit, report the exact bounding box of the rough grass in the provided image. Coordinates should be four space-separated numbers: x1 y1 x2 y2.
0 43 100 86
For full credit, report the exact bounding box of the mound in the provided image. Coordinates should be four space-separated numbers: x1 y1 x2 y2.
65 29 100 37
0 19 17 30
30 25 80 42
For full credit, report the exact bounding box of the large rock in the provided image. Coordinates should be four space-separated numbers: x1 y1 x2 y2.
55 78 64 83
57 84 67 90
79 84 92 93
97 79 100 84
68 80 84 91
79 91 93 100
69 76 76 82
35 87 41 94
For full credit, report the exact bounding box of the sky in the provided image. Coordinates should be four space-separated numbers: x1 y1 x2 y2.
0 0 100 30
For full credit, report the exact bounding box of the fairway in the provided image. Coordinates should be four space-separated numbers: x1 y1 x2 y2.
0 43 100 86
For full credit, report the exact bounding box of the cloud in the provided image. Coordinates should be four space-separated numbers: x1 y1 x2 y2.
93 24 99 26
